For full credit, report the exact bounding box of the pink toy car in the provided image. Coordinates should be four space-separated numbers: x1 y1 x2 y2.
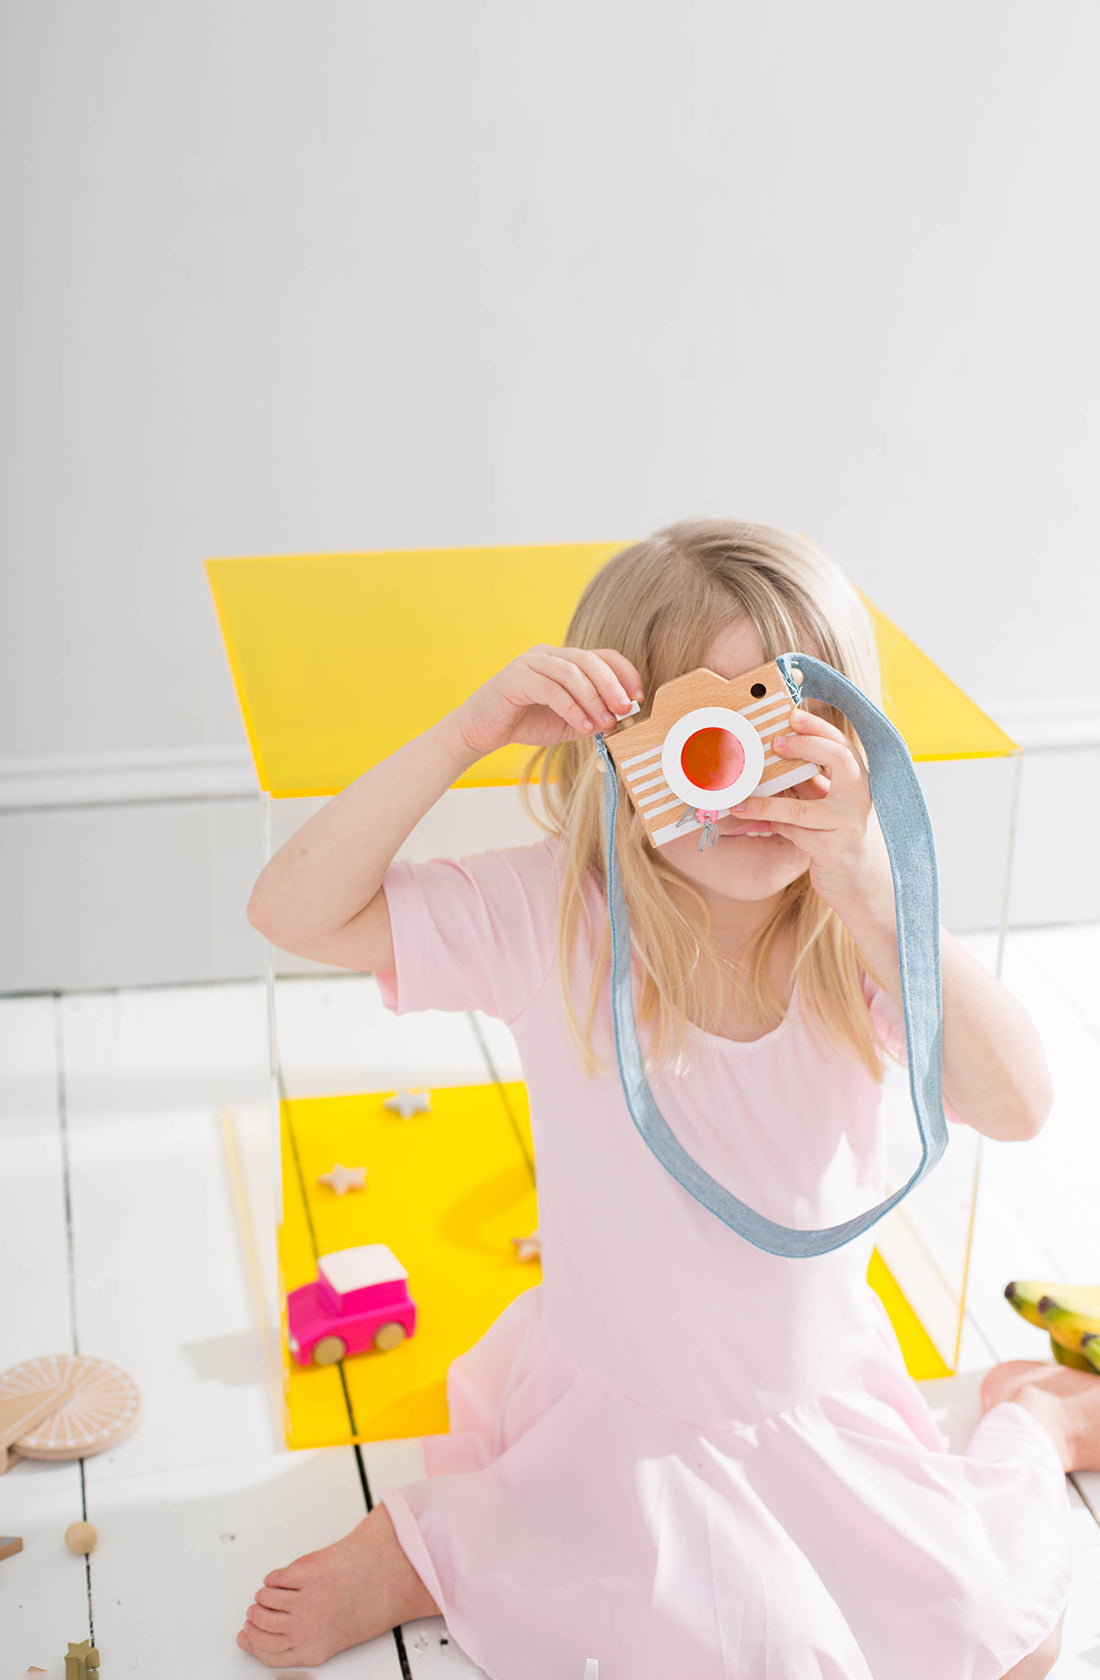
287 1244 418 1367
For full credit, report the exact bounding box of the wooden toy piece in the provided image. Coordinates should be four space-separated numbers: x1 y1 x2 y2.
603 660 822 849
317 1162 367 1195
511 1229 541 1263
0 1382 72 1473
0 1533 23 1560
287 1244 418 1367
65 1521 98 1555
0 1354 139 1466
383 1088 431 1120
64 1640 100 1680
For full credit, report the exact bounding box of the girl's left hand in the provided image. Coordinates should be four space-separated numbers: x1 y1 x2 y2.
731 708 894 920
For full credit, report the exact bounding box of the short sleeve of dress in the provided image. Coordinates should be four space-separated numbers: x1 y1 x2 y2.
861 970 963 1124
376 836 561 1024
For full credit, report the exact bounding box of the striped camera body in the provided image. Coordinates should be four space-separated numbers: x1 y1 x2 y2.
603 661 821 849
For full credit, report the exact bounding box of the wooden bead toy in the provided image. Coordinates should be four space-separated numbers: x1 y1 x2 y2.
65 1521 98 1555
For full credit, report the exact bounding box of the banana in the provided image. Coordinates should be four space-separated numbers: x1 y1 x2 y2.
1039 1298 1100 1352
1037 1283 1100 1315
1050 1339 1096 1373
1003 1280 1049 1330
1004 1281 1100 1374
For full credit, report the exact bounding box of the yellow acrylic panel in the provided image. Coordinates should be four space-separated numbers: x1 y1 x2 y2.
206 542 623 797
280 1082 540 1449
207 542 1017 801
867 1248 952 1380
865 600 1018 762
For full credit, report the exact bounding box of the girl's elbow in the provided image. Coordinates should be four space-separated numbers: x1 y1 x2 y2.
955 1082 1052 1143
247 891 269 936
1025 1085 1055 1141
247 889 285 943
1007 1080 1054 1143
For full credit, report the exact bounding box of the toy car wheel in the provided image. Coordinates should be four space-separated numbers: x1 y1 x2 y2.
312 1336 348 1366
373 1322 407 1352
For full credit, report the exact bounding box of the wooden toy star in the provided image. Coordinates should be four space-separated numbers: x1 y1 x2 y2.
383 1088 431 1120
317 1163 367 1196
65 1642 100 1680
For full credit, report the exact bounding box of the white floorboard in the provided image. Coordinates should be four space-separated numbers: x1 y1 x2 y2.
0 1458 93 1675
0 998 93 1667
2 922 1099 1676
0 997 73 1363
87 1450 402 1680
60 991 278 1479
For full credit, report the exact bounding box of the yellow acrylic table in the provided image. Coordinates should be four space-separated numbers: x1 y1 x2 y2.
208 541 1019 1447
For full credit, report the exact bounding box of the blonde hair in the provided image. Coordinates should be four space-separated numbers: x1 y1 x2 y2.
520 518 887 1081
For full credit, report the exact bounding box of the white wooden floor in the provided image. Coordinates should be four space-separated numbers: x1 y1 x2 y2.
2 926 1099 1679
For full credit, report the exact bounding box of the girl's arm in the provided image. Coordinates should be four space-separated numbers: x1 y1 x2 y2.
834 896 1053 1144
247 644 643 973
247 716 481 972
732 709 1053 1143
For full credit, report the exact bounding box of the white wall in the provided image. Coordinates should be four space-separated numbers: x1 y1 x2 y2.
2 1 1099 991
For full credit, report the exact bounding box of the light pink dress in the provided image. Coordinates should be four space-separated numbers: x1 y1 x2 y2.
376 838 1071 1680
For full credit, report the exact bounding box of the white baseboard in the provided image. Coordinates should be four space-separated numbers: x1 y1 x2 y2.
0 744 258 811
981 696 1100 753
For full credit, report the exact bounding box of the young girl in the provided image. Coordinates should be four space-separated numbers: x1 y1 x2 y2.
240 521 1099 1680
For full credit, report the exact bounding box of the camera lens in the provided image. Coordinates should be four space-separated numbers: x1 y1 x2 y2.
680 727 746 793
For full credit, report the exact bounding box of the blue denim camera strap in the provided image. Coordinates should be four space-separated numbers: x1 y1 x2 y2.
593 651 948 1259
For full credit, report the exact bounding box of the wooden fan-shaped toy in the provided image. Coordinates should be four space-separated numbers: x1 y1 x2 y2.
0 1355 139 1470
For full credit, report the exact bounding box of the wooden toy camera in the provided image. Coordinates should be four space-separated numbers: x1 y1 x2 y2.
603 660 823 849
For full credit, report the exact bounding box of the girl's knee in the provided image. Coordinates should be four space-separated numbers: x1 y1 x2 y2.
998 1609 1065 1680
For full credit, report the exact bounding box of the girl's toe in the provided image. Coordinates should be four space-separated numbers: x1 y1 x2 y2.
239 1621 293 1656
264 1564 302 1589
256 1584 298 1611
247 1603 290 1635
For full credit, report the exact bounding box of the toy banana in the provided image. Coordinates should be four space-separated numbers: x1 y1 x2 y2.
1004 1281 1100 1374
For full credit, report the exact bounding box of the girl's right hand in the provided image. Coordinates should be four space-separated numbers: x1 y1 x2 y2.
452 645 645 758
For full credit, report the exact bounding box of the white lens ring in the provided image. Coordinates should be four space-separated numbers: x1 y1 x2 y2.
660 707 765 810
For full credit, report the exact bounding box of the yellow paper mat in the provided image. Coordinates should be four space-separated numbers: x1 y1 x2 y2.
280 1082 540 1449
279 1083 948 1450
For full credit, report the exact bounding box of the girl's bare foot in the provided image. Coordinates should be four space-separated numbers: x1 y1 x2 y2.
236 1503 439 1667
981 1359 1100 1474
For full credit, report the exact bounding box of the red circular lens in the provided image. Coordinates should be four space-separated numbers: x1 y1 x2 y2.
680 727 745 792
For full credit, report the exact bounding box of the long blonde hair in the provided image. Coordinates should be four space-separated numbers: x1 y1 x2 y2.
520 519 887 1081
